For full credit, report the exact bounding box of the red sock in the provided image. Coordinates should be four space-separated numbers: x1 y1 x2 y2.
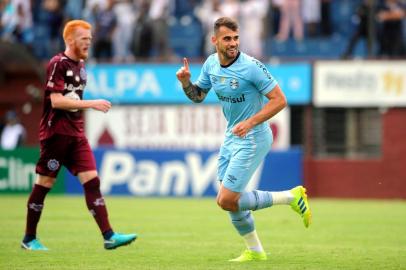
83 177 112 234
25 184 51 236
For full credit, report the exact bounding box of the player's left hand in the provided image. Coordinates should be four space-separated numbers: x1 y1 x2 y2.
176 58 191 86
232 120 254 138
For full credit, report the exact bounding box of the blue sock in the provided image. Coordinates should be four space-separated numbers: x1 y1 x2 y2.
229 210 255 236
238 190 273 211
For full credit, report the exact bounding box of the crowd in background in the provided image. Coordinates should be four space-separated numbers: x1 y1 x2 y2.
0 0 406 150
0 0 405 62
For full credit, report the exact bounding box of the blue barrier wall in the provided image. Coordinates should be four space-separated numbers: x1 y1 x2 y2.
84 63 311 105
65 148 303 196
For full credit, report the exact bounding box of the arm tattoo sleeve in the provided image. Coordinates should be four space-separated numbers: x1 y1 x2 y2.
183 82 207 103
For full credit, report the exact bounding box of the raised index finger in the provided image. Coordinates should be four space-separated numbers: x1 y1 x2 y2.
183 57 189 71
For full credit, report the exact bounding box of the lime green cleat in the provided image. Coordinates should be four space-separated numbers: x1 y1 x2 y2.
290 185 312 228
229 250 267 262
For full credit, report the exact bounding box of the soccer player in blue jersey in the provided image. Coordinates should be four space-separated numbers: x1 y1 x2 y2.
176 17 312 262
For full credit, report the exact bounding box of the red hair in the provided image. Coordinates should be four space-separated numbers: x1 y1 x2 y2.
63 20 91 42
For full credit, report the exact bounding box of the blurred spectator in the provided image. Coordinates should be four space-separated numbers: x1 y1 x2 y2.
0 110 26 150
0 0 7 34
302 0 321 37
149 0 174 60
83 0 106 26
112 0 135 63
93 0 117 62
376 0 406 58
195 0 224 57
239 0 269 59
342 0 374 59
195 0 241 56
275 0 304 42
320 0 332 36
64 0 85 20
85 0 108 13
1 0 34 46
174 0 199 17
31 0 65 60
131 0 153 59
269 0 282 35
220 0 239 19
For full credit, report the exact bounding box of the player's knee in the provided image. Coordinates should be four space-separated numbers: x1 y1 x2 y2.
35 175 56 188
217 196 238 212
78 170 98 185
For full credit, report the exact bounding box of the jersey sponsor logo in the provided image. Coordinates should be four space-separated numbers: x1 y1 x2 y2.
216 93 246 103
47 159 60 171
71 150 266 196
64 91 81 112
230 78 239 90
252 59 272 80
64 83 85 91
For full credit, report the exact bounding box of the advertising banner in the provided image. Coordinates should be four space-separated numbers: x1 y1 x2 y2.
65 148 303 196
0 148 65 194
86 105 290 150
314 61 406 107
83 63 311 105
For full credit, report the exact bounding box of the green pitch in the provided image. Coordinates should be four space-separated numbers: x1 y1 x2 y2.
0 196 405 270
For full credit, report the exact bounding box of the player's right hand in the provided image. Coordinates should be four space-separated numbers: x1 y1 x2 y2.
176 58 191 86
92 99 111 113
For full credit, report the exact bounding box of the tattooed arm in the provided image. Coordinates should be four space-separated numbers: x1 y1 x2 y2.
182 82 208 103
176 57 208 103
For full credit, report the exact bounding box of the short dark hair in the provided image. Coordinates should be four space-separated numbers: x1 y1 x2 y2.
214 17 238 34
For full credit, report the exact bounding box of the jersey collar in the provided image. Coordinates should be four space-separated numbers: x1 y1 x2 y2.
63 52 80 64
220 51 240 68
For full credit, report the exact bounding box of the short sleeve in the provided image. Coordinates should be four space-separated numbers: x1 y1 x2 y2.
46 60 66 92
250 59 278 95
195 57 212 93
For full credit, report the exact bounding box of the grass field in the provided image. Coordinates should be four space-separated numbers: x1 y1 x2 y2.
0 196 405 270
